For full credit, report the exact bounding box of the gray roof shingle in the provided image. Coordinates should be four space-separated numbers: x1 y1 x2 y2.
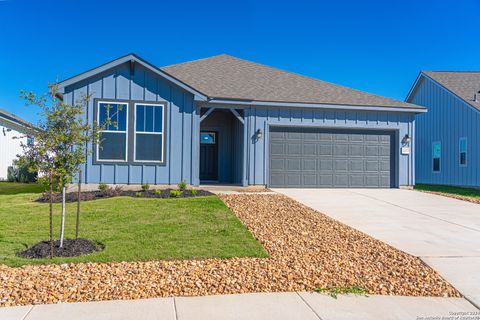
422 71 480 111
0 108 36 131
161 54 421 110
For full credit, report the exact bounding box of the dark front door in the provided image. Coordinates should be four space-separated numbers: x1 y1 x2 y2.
200 131 218 181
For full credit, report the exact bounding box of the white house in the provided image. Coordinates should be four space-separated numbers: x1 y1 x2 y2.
0 108 36 180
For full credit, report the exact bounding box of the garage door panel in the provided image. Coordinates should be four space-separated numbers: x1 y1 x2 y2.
270 143 285 155
303 143 317 155
269 127 395 188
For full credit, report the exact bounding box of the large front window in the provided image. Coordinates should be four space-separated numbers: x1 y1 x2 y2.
97 102 128 162
134 103 164 162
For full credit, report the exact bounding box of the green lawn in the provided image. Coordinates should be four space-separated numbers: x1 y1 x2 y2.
0 182 46 195
415 184 480 201
0 185 267 267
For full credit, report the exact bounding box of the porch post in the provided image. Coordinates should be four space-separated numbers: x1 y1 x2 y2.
242 108 249 187
192 104 201 186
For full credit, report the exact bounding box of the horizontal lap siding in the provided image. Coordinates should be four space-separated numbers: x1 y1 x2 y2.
65 62 196 185
246 106 414 186
411 77 480 187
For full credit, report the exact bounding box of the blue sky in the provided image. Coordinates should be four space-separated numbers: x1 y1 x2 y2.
0 0 479 124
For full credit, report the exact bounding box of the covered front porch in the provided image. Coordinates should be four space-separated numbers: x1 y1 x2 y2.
198 106 247 186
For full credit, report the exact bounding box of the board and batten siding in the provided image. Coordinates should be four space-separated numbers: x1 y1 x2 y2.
244 106 415 187
0 122 28 180
63 62 199 185
410 76 480 187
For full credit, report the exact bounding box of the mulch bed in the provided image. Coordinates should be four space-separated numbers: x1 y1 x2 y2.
0 194 459 307
36 188 213 203
16 239 99 259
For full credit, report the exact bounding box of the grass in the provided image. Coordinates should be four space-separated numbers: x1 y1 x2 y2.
414 184 480 201
0 182 46 195
314 286 368 299
0 185 267 267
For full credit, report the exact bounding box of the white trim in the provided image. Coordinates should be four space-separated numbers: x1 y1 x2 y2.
133 103 164 163
459 137 467 167
432 141 441 173
96 101 129 162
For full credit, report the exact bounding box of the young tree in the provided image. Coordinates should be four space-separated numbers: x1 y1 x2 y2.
20 83 99 251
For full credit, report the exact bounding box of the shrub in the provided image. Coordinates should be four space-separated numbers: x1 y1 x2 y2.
141 183 150 192
170 189 182 198
154 189 161 195
7 159 37 183
191 188 198 196
106 186 123 197
178 180 187 191
98 183 108 192
135 192 142 198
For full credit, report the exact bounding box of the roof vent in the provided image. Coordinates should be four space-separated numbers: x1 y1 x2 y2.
475 91 480 103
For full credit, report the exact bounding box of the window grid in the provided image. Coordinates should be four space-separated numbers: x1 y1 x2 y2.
134 103 164 163
96 101 128 162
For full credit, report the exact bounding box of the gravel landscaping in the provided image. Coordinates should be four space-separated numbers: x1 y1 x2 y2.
0 194 458 306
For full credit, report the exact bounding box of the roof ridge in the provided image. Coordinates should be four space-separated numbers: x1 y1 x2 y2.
216 55 413 107
423 70 480 73
160 54 231 69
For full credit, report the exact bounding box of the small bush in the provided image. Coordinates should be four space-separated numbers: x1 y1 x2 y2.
191 188 198 196
7 159 37 183
141 184 150 192
105 186 123 197
170 190 182 198
98 183 108 192
178 180 187 191
135 192 142 197
154 189 161 195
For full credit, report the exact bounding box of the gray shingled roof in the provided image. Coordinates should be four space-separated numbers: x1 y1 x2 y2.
423 71 480 111
161 54 421 110
0 108 36 131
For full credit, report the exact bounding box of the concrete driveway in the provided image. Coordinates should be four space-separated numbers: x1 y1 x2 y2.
273 188 480 308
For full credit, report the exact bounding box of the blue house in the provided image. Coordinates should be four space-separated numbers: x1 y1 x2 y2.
57 53 424 188
407 71 480 187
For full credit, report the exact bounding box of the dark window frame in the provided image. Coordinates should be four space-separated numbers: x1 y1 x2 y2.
93 99 168 166
459 137 467 167
432 141 441 173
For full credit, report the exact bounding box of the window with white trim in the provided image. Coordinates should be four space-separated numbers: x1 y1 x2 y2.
134 103 164 162
432 142 441 172
459 137 467 166
97 102 128 162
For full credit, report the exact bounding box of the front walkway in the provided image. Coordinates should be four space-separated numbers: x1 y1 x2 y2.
1 292 477 320
273 188 480 308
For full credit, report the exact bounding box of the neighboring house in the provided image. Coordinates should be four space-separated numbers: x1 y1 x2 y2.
406 72 480 188
57 53 425 188
0 108 35 180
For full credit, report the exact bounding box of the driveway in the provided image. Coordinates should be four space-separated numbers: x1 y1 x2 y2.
273 188 480 308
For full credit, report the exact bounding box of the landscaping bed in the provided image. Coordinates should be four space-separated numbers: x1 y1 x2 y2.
36 188 213 203
16 239 100 259
0 194 458 307
415 184 480 204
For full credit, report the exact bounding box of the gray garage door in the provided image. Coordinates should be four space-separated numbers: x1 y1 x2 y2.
269 127 395 188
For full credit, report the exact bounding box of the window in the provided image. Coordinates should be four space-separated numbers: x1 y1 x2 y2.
459 137 467 166
97 102 128 162
134 103 164 162
432 142 441 172
200 132 216 144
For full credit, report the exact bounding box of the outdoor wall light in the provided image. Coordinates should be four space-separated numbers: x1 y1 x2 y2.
256 129 263 140
402 134 411 145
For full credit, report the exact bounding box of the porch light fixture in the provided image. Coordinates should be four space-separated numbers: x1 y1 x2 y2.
402 134 411 145
256 129 263 140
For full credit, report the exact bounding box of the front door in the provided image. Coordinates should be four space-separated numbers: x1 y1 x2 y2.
200 131 218 181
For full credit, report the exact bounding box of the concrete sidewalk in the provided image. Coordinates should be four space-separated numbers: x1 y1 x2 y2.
1 292 478 320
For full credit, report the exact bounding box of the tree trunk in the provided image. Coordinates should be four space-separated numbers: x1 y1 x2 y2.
59 186 66 248
49 172 53 258
75 170 81 240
